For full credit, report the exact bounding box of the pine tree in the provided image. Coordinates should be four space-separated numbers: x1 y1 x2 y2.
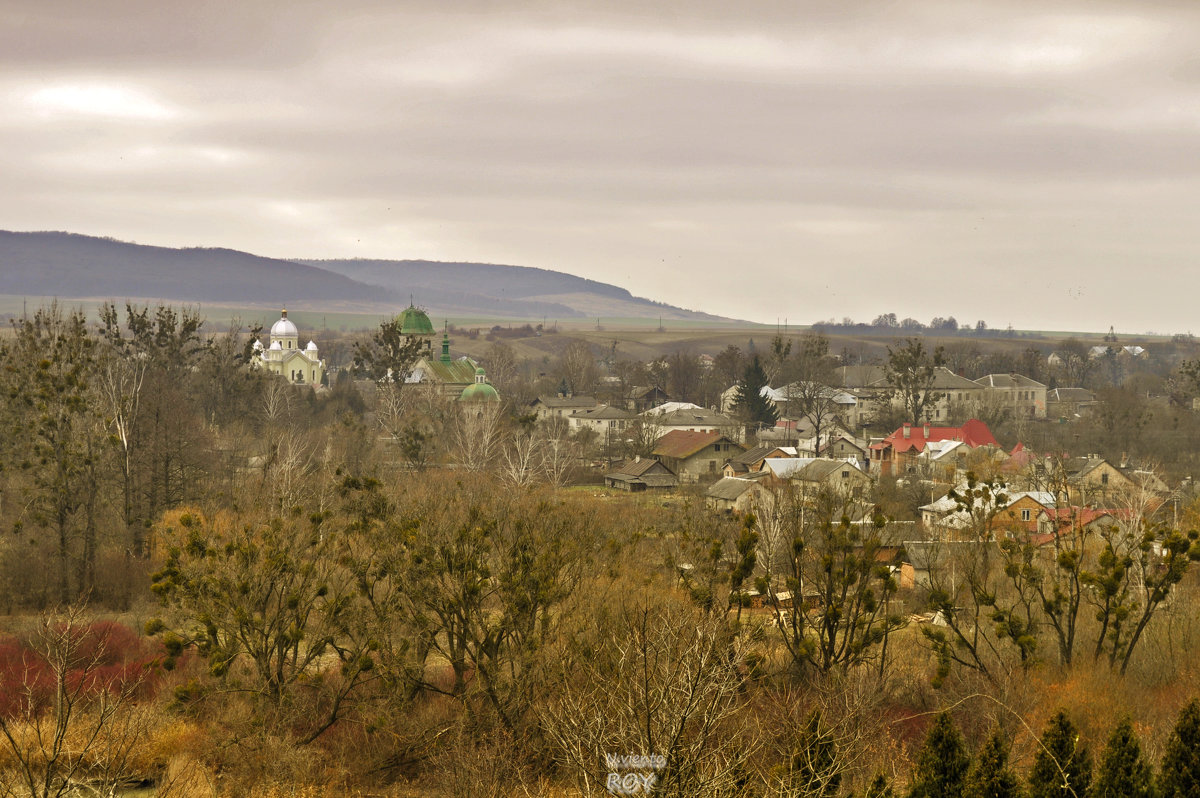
908 713 970 798
732 355 778 429
789 710 841 797
965 732 1021 798
1028 711 1091 798
1092 718 1154 798
1160 699 1200 798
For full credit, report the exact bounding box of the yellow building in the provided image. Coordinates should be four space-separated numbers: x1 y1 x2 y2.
253 309 326 386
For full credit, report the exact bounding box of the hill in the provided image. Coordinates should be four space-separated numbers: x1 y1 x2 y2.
0 231 389 305
0 231 737 323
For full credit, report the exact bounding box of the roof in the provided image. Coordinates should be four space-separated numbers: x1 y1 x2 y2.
653 430 727 459
975 373 1047 389
730 444 789 466
831 365 886 388
706 477 758 501
570 404 635 420
1047 388 1097 403
653 408 739 428
762 457 861 481
608 458 674 478
776 381 858 405
459 381 500 402
270 310 298 338
870 418 998 454
533 395 599 409
870 367 981 391
397 305 435 336
409 356 479 386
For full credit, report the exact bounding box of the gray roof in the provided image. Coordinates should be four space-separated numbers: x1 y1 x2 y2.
975 373 1047 389
608 458 673 478
707 477 758 501
533 395 599 409
869 366 980 391
1047 388 1096 402
654 408 739 427
570 404 635 420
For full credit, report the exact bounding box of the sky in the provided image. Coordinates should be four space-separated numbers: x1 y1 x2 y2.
3 0 1200 333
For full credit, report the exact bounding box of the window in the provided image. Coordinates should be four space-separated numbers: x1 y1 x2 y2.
1021 509 1031 521
842 470 849 479
1101 472 1109 485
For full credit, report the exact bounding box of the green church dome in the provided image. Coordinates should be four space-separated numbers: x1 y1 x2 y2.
460 366 500 402
397 304 435 336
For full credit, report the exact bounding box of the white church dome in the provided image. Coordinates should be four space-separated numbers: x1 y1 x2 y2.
271 310 298 338
269 340 282 351
306 340 318 351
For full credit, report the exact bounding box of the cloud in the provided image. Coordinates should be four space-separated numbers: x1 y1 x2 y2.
1 0 1199 332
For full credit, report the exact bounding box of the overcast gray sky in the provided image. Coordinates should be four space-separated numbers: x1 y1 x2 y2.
3 0 1199 332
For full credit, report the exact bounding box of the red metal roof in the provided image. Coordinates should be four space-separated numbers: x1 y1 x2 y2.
869 419 998 454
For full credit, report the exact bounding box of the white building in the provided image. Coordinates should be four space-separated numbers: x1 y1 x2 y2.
253 309 326 386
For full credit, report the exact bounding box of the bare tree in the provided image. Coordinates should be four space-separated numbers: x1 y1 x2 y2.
0 605 152 798
542 602 753 798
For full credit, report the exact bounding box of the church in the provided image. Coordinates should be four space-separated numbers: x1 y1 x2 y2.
253 309 326 386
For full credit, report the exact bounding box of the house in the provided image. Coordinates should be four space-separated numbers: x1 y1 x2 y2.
918 488 1053 540
568 404 635 440
722 444 796 478
760 457 871 495
869 419 998 477
773 382 864 427
1046 388 1098 420
974 373 1047 419
652 430 744 482
705 476 765 513
647 405 743 442
1062 456 1136 505
604 457 678 491
529 393 600 422
819 434 869 467
625 385 671 413
868 367 986 424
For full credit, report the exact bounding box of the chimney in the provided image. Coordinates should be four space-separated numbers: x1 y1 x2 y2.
903 422 911 439
923 424 930 438
634 455 641 463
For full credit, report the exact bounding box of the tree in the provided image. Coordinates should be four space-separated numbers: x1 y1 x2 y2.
542 602 750 798
148 506 375 743
732 356 778 431
786 710 841 798
907 713 970 798
763 488 902 676
965 732 1021 798
1027 710 1091 798
3 303 104 604
0 604 155 798
1160 699 1200 798
352 316 426 383
1091 718 1154 798
787 333 844 455
558 339 600 396
885 338 946 425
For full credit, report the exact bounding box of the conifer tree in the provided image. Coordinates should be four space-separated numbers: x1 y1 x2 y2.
1028 711 1091 798
1091 718 1154 798
789 709 841 797
1160 699 1200 798
732 355 778 429
965 732 1021 798
908 713 970 798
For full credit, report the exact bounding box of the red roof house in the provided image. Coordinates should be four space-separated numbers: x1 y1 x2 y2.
869 419 998 476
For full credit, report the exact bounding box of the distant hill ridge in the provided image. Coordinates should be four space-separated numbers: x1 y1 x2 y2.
0 231 734 322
